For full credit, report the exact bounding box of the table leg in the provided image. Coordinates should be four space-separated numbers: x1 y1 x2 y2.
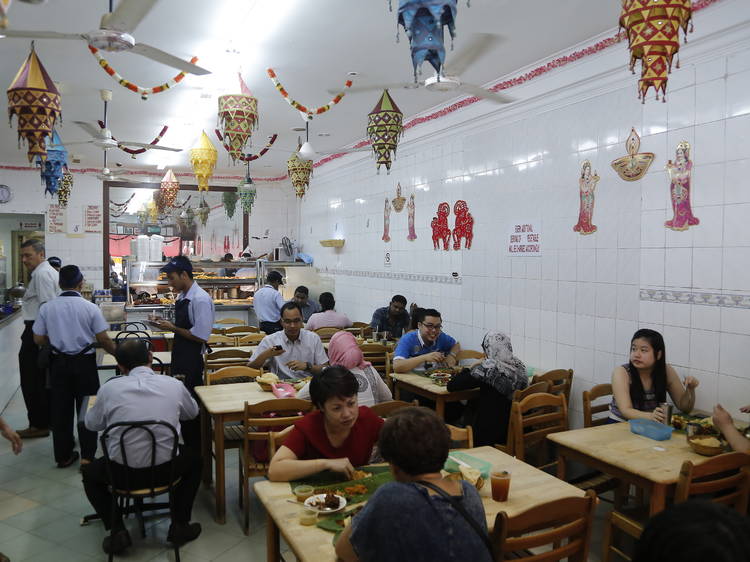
266 511 280 562
201 406 212 487
214 413 226 524
556 451 567 480
435 398 445 419
649 484 667 516
394 382 401 401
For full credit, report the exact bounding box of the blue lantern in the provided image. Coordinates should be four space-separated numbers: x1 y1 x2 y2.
396 0 459 80
36 130 68 196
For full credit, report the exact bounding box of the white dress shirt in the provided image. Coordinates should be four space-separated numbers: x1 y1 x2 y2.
179 281 214 342
253 285 285 323
33 292 108 354
250 329 328 380
85 366 199 467
22 260 59 321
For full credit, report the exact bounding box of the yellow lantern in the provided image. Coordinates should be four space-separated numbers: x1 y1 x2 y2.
189 131 217 192
287 151 312 198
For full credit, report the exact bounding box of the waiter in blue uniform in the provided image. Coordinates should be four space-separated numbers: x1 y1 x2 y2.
154 256 214 448
32 265 117 468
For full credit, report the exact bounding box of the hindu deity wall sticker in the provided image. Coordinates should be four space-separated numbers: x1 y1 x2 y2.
392 182 406 212
665 140 699 231
573 160 599 235
611 128 655 181
431 202 451 251
382 197 391 242
452 200 474 250
407 193 417 241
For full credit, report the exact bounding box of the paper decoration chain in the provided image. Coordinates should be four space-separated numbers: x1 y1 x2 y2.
214 131 278 162
266 68 351 118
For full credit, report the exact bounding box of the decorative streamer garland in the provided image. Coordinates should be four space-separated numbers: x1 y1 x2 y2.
266 68 352 118
88 46 198 100
213 131 278 163
97 120 169 156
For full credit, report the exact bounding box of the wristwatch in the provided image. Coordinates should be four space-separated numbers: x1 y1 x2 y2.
306 361 312 371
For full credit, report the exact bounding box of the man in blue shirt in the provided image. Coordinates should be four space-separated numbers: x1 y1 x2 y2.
290 285 320 323
393 308 460 373
370 294 411 338
253 270 285 334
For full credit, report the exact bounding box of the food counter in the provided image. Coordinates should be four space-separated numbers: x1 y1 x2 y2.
125 300 257 325
0 307 23 411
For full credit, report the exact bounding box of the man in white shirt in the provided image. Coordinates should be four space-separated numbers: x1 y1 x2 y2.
83 340 202 556
18 239 59 439
248 302 329 380
253 270 285 334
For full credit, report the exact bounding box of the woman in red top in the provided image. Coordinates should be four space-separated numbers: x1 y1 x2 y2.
268 366 384 482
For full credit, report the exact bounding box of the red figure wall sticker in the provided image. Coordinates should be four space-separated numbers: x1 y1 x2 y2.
407 193 417 241
573 160 599 235
431 202 451 251
382 197 392 242
452 200 473 250
665 140 699 231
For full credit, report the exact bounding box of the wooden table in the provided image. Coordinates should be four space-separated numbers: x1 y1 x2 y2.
194 381 275 524
548 422 714 516
255 445 585 562
390 373 480 418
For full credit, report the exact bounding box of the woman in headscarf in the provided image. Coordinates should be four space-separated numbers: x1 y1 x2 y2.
297 331 392 406
446 332 528 446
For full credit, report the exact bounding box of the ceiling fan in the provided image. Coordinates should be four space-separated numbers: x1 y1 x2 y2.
336 33 513 104
1 0 209 75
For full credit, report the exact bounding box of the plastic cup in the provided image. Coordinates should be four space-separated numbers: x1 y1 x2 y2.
299 507 317 526
293 485 314 503
490 470 511 502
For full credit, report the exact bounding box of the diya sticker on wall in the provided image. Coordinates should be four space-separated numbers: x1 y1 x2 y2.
665 140 699 231
573 160 599 235
611 128 654 181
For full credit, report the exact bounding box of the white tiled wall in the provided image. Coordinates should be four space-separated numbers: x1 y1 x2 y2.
297 1 750 425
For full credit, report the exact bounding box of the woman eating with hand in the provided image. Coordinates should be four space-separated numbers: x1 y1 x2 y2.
609 328 699 423
267 367 384 482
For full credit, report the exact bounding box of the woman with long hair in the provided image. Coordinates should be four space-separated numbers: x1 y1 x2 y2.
609 329 698 423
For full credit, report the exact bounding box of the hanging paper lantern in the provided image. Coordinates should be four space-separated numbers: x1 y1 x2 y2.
287 151 313 198
217 74 258 165
619 0 693 103
238 182 257 214
223 190 239 218
7 45 62 162
189 131 217 191
396 0 459 80
36 130 67 196
57 171 73 208
197 196 210 226
159 169 180 208
1 0 12 29
367 90 404 174
147 200 158 222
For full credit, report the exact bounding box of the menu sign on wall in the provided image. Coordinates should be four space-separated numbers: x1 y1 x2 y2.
507 221 541 256
84 205 102 233
47 204 66 233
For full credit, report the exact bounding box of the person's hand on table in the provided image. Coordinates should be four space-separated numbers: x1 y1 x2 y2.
0 421 22 455
444 354 457 368
422 351 445 365
712 404 734 429
683 376 699 390
286 360 309 371
154 319 176 332
650 406 666 423
326 458 355 480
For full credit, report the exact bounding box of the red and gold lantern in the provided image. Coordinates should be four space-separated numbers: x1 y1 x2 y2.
287 150 312 198
159 169 180 209
217 74 258 165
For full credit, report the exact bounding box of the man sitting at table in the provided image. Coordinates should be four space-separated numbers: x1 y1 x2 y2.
290 285 320 322
247 302 329 380
82 340 203 556
268 366 384 482
370 295 411 338
392 308 460 373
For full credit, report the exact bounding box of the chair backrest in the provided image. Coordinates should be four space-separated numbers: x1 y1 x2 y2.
531 369 574 405
674 452 750 513
493 490 597 562
204 349 254 376
513 380 551 402
120 321 148 332
152 355 166 375
384 351 395 390
446 424 474 449
208 334 237 347
236 333 265 345
455 349 485 363
207 365 262 385
242 399 314 456
510 392 568 465
225 325 259 335
216 317 244 324
360 343 388 374
352 322 369 329
205 348 253 362
114 330 152 344
370 399 417 418
583 383 613 428
314 327 341 342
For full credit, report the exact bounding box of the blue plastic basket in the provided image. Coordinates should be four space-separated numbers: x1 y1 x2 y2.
629 419 673 441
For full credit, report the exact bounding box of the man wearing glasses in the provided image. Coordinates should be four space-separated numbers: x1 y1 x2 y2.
392 308 460 373
247 302 329 380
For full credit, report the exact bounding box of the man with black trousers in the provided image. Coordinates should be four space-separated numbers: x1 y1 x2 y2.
17 239 59 439
33 265 117 468
83 340 202 555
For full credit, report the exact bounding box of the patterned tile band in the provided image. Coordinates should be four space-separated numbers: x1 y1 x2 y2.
322 268 462 285
640 289 750 308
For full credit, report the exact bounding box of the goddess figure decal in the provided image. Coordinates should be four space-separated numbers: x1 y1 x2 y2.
407 193 417 241
665 141 699 231
573 160 599 235
382 197 391 242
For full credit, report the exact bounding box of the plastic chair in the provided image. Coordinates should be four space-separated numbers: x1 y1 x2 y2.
531 369 574 406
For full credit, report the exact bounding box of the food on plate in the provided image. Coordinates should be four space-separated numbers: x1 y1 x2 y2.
256 373 280 385
424 367 461 376
351 470 373 481
323 492 340 509
691 436 722 448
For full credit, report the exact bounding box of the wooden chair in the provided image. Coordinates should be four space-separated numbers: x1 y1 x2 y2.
238 398 314 533
360 343 388 375
532 369 574 406
236 333 265 345
509 392 568 472
493 490 597 561
351 321 370 338
370 399 417 418
208 334 237 348
496 381 551 455
384 351 395 391
583 383 613 428
206 365 262 386
216 317 244 324
225 325 258 335
455 349 484 364
314 327 341 343
204 349 254 381
602 452 750 562
447 424 474 449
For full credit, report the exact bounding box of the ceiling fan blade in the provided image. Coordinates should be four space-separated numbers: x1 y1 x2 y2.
117 142 182 152
100 0 158 34
49 141 95 148
458 83 514 104
130 43 210 75
443 33 502 77
73 121 104 138
327 83 416 95
0 29 84 40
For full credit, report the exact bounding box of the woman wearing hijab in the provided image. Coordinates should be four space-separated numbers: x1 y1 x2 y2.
446 332 528 446
297 331 392 407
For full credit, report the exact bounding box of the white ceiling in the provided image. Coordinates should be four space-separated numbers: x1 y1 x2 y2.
1 0 619 178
